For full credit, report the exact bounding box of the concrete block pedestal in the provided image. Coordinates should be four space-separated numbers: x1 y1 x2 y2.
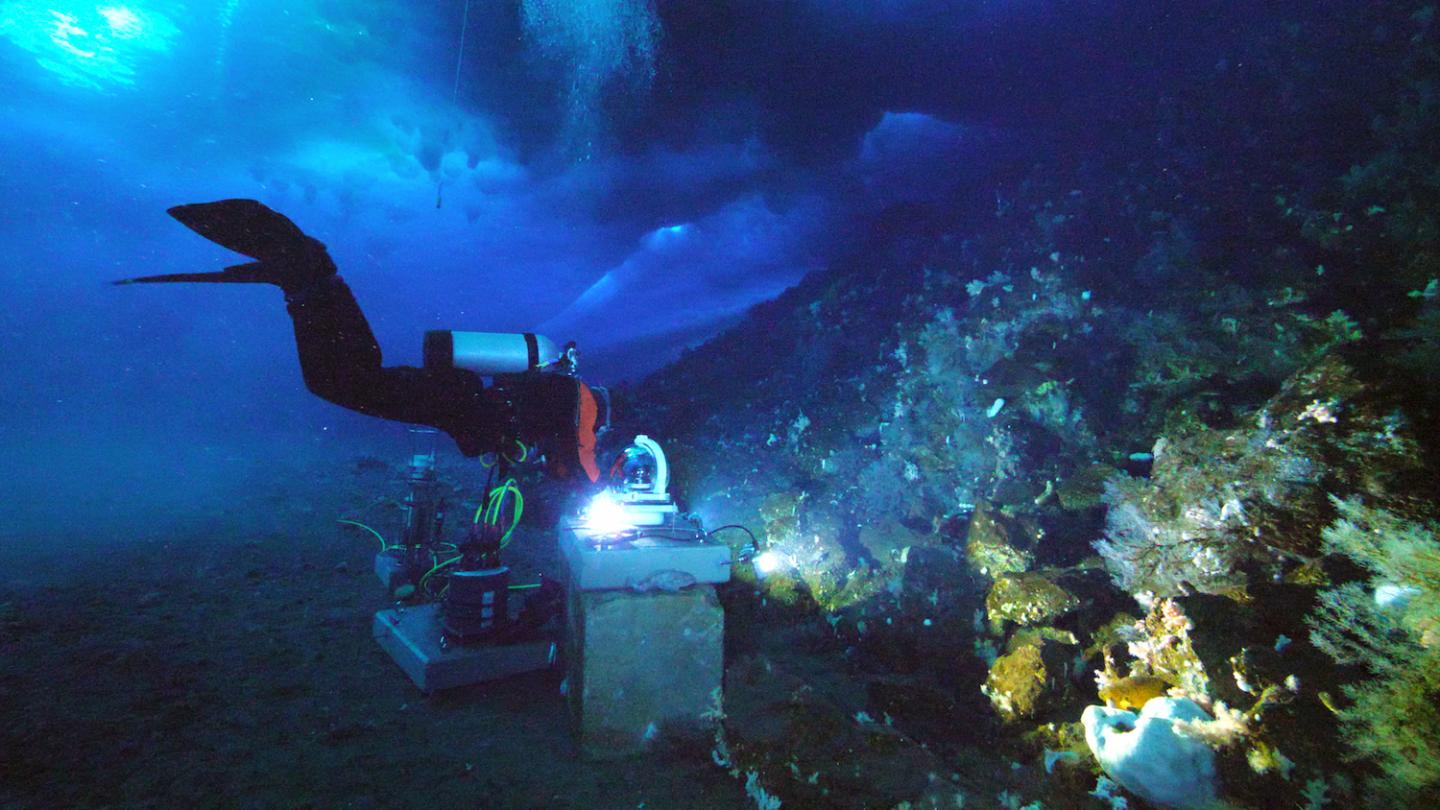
560 527 727 758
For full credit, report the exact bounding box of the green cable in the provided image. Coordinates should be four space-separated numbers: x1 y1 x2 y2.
503 440 529 464
337 519 389 550
494 480 523 547
464 478 526 551
484 479 523 531
480 440 529 469
476 478 516 524
419 554 462 591
508 582 541 590
500 484 523 546
485 479 514 523
483 485 499 524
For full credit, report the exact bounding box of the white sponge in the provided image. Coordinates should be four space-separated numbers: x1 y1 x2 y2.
1082 697 1219 809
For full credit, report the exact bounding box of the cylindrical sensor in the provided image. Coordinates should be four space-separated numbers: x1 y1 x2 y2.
442 566 510 644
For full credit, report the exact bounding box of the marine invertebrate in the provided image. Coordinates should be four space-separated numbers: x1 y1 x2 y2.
1104 599 1212 701
1096 671 1169 712
1095 356 1425 599
1082 697 1219 809
1307 499 1440 803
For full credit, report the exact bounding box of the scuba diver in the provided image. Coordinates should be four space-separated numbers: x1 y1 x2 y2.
116 199 601 483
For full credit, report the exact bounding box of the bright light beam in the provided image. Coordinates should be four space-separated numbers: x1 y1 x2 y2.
753 549 785 576
581 489 632 535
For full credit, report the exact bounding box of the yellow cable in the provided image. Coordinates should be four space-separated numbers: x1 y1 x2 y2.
500 487 524 547
485 479 520 525
484 485 499 524
490 479 523 546
475 478 512 524
496 480 516 522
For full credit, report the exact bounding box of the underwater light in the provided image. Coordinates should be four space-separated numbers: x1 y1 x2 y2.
577 436 679 535
753 549 785 576
581 489 633 535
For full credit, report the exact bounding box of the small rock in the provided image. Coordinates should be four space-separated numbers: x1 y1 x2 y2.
983 644 1045 721
985 572 1080 632
964 502 1037 579
982 635 1077 721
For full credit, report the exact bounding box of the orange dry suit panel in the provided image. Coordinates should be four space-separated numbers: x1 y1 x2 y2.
502 373 601 483
576 382 600 483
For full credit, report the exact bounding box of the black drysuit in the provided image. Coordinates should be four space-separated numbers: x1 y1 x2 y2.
121 198 597 480
288 277 507 457
288 277 597 480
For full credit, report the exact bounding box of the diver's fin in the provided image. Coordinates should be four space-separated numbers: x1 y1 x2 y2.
121 200 336 291
113 262 267 286
167 199 312 262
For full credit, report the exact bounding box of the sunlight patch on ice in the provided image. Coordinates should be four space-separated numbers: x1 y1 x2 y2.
0 1 178 89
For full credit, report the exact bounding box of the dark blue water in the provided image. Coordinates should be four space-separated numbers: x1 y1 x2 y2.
0 1 1404 528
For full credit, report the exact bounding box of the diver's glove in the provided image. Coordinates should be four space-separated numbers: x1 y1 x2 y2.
114 199 336 300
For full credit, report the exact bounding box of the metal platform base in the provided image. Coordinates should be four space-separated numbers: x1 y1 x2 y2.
373 603 554 693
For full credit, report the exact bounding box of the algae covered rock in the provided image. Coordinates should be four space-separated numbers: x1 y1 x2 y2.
982 634 1078 721
859 518 928 566
985 571 1080 632
759 491 804 546
1007 625 1079 650
982 643 1047 722
1056 464 1120 512
964 501 1037 578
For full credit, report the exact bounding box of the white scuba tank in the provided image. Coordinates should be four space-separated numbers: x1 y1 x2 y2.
423 330 562 375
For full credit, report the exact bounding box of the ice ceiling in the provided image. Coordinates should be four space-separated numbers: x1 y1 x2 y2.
0 0 1270 433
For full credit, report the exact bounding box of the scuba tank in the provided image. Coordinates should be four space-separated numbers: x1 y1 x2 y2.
424 330 563 375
